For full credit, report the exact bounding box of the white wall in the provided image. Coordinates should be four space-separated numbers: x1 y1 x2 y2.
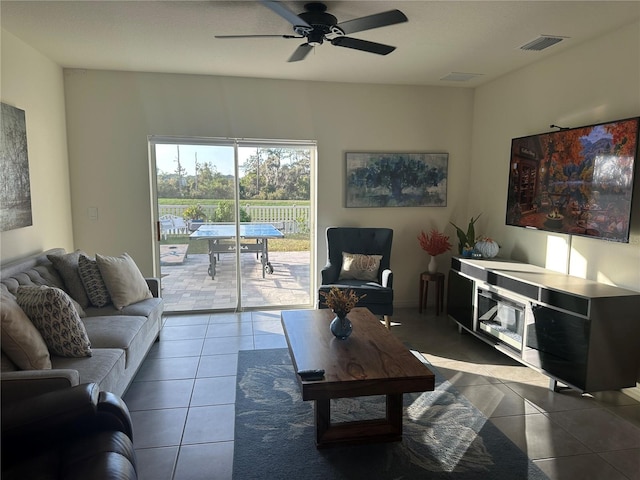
0 30 73 263
470 21 640 292
62 70 474 307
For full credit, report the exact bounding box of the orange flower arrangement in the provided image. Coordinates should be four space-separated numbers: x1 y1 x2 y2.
418 229 452 256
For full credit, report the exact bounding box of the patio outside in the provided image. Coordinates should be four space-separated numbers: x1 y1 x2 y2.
159 247 312 312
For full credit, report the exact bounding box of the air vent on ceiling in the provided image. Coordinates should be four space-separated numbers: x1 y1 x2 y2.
440 72 484 82
519 35 567 51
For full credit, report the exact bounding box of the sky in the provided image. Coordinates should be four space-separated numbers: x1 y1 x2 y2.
155 144 257 177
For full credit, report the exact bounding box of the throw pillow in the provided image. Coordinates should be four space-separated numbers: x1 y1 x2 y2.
78 254 111 308
96 252 152 310
0 290 52 369
16 286 92 358
47 251 90 308
339 252 382 282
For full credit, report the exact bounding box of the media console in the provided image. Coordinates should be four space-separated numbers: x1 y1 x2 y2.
447 257 640 393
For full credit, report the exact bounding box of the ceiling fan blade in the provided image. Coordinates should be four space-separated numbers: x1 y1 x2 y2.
215 34 301 39
331 37 396 55
336 9 408 35
261 0 311 28
288 43 314 62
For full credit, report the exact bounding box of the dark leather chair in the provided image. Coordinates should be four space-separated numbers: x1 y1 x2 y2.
318 227 393 328
1 383 137 480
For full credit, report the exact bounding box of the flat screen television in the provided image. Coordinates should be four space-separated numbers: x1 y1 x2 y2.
506 117 639 243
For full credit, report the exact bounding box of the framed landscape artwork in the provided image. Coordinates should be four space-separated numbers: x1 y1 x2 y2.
0 103 33 232
345 152 448 207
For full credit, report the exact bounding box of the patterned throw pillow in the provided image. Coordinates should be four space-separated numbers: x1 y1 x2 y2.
78 254 111 307
47 251 90 308
16 286 92 358
339 252 383 282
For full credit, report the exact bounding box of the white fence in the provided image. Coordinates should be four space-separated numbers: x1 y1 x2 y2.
158 204 310 234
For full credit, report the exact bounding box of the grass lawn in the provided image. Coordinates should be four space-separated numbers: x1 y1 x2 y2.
161 233 310 255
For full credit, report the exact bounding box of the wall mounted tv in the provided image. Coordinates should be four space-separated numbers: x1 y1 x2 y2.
506 116 639 243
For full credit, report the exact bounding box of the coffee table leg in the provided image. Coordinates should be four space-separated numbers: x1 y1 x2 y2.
315 399 330 445
386 393 403 436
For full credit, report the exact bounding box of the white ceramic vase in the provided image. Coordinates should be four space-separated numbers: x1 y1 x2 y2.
428 255 438 274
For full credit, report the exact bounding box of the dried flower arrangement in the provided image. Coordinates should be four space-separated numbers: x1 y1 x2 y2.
319 286 365 317
417 229 452 256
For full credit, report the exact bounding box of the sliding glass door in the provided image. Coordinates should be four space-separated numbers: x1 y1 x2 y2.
149 136 315 313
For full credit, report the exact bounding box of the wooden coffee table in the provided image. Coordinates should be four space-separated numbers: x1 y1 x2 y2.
281 307 435 448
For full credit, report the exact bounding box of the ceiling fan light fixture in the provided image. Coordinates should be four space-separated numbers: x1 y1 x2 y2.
307 31 324 47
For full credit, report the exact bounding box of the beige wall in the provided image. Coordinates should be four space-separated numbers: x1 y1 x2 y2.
0 30 74 262
470 21 640 292
62 71 474 306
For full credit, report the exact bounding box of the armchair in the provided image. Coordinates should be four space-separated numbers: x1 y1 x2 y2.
1 382 137 480
318 227 394 328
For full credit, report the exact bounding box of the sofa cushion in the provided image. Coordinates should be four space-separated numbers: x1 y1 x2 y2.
51 348 125 394
16 286 92 358
339 252 382 282
96 253 152 310
47 251 90 308
78 255 111 308
84 297 163 319
1 290 52 370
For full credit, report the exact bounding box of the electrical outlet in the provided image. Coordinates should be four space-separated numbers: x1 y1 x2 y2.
88 207 98 221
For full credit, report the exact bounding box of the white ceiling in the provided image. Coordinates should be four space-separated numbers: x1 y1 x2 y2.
2 1 639 87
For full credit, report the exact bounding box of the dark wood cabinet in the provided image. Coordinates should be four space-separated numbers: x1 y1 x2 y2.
447 257 640 393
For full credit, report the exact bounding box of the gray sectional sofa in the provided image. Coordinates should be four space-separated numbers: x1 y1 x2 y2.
1 248 163 403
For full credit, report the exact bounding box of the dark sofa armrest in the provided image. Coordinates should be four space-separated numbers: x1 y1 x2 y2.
98 390 134 440
2 383 133 445
381 269 393 288
321 264 339 284
1 368 80 405
146 277 161 297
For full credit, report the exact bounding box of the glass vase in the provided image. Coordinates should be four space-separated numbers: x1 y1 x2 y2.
330 313 353 340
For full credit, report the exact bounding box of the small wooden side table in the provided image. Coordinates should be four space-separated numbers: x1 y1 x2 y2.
419 272 445 315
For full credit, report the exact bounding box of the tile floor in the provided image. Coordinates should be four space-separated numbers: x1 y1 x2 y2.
124 307 640 480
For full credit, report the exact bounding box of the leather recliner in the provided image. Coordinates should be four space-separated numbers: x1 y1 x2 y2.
1 383 137 480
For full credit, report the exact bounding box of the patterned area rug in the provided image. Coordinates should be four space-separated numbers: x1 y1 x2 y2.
233 348 548 480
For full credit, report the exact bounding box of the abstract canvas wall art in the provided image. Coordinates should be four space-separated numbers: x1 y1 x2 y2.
1 103 32 231
346 152 448 207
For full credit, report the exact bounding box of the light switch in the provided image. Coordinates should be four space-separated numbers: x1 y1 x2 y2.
88 207 98 221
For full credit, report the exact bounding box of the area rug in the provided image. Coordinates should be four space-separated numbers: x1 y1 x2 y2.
233 348 548 480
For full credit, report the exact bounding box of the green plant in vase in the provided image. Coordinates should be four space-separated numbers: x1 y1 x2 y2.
450 214 481 256
183 204 207 222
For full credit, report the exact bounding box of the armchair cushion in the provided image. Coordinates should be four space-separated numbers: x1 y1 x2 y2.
339 252 382 282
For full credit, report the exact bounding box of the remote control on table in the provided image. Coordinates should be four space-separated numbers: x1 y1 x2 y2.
297 369 325 381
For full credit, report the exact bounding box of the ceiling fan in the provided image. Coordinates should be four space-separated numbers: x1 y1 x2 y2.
215 1 408 62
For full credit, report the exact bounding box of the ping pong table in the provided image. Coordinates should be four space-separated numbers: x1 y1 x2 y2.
189 223 284 280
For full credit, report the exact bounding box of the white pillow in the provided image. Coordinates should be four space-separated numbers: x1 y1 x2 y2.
339 252 382 282
96 252 152 310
